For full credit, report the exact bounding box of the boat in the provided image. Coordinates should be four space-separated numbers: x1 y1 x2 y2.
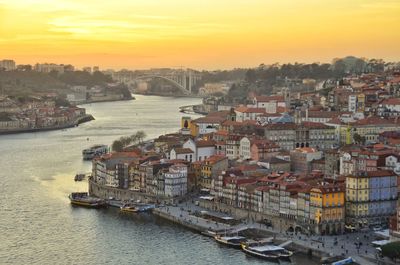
74 173 86 181
214 235 247 249
82 144 108 160
120 205 140 213
68 192 106 208
106 198 124 208
331 257 355 265
120 203 155 213
241 243 293 262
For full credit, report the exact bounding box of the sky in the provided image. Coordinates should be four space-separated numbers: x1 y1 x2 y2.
0 0 399 70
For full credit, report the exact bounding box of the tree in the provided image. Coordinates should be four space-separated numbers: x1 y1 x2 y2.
135 130 146 144
382 241 400 261
119 136 132 147
353 133 366 145
112 140 124 152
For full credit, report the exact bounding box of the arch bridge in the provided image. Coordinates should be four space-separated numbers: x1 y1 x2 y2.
124 70 201 95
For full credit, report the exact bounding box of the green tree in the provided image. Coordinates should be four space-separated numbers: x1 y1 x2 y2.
112 140 124 152
382 241 400 261
353 133 366 144
119 136 132 147
135 130 146 144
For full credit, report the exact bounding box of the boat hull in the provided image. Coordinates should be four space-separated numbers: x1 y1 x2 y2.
68 193 106 208
241 245 280 262
69 199 105 208
214 237 243 249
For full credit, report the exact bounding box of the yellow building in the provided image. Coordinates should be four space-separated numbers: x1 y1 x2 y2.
310 184 345 234
356 93 365 112
200 155 228 189
346 174 369 227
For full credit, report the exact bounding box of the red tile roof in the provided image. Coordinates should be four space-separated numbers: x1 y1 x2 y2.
173 148 194 154
196 140 216 147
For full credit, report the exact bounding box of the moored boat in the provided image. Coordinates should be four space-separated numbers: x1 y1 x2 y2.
68 192 106 208
74 173 85 181
120 202 155 213
82 144 108 160
214 235 247 249
241 243 293 262
120 204 141 213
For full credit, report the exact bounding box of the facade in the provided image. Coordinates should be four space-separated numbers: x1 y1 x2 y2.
225 134 242 160
169 148 194 162
310 184 345 235
0 59 16 71
164 164 188 197
250 140 280 161
234 106 265 122
239 136 252 160
290 148 323 173
346 170 398 228
200 155 228 189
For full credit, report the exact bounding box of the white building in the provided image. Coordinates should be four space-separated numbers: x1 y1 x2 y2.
183 139 216 162
34 63 65 73
169 148 194 162
0 59 16 71
239 136 252 160
250 95 286 114
164 164 188 197
348 95 357 113
234 106 265 122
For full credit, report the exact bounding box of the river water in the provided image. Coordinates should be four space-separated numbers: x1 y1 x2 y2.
0 95 316 265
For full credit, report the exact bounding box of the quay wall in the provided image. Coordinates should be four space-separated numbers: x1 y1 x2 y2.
0 114 94 135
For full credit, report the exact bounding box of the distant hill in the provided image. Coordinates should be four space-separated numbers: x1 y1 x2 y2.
0 70 113 98
0 71 67 97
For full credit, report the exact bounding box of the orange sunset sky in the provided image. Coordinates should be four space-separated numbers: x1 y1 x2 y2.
0 0 399 70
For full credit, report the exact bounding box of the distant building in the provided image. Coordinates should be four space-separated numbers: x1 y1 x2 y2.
0 59 16 71
290 147 323 173
82 67 92 73
34 63 65 73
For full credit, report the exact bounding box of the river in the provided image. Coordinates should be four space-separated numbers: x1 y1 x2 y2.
0 95 316 265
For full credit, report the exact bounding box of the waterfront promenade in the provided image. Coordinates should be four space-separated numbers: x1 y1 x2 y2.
153 200 393 265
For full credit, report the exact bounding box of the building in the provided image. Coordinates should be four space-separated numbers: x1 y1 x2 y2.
345 170 398 228
290 148 323 173
0 59 16 71
250 95 286 114
169 148 194 162
250 139 280 161
183 139 216 162
225 134 242 160
164 164 188 197
257 157 291 172
234 106 265 122
309 184 345 235
200 155 228 189
34 63 65 73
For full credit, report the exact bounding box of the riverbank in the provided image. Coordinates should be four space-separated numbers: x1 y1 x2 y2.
134 91 203 98
78 96 135 105
0 114 94 135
